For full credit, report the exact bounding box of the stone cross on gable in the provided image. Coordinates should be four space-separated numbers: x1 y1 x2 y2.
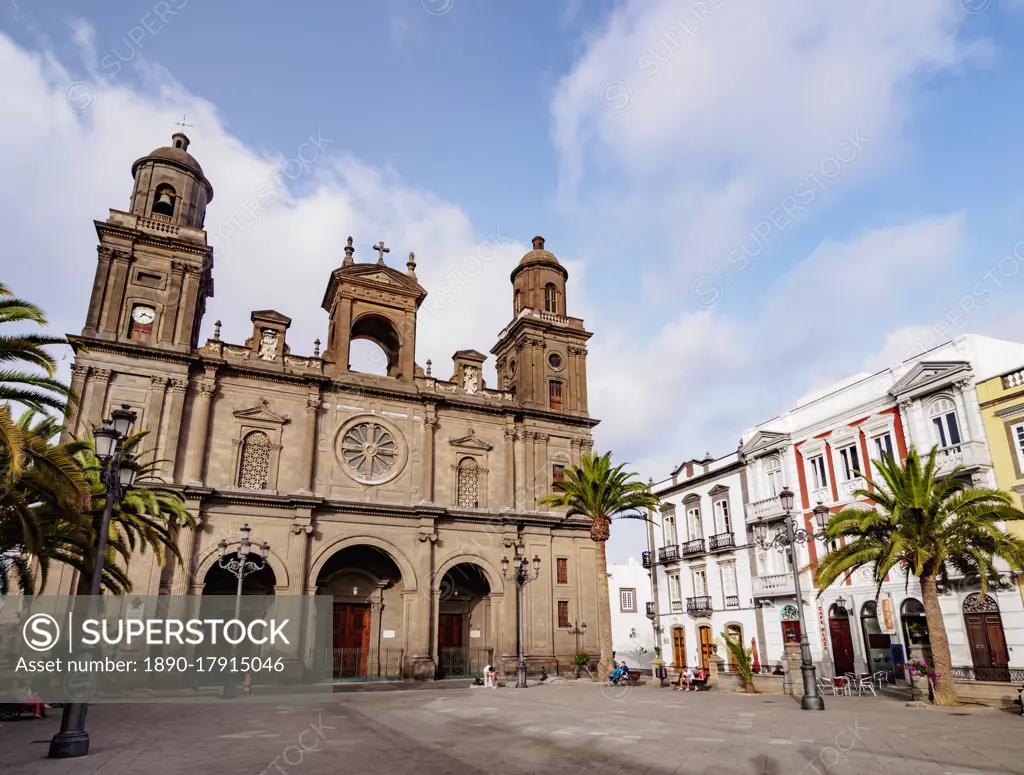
372 241 390 264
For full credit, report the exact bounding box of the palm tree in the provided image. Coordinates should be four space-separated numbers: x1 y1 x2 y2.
540 451 660 679
815 445 1024 706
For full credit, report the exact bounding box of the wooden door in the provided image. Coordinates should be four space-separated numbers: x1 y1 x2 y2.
439 614 463 649
698 626 713 671
966 612 1010 679
671 627 686 667
332 603 370 678
829 616 855 676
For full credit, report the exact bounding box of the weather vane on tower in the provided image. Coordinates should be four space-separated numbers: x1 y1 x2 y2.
174 114 193 131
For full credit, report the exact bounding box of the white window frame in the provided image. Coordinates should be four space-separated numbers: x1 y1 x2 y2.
928 397 962 449
667 572 682 612
872 432 894 463
686 505 703 540
1012 422 1024 472
721 563 738 599
620 588 636 612
838 444 861 482
663 506 678 545
714 498 732 534
692 568 708 597
809 454 828 490
765 457 782 497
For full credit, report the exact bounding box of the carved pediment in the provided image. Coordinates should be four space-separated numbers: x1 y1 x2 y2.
739 430 790 458
707 484 730 496
448 428 493 451
889 361 971 400
233 399 290 425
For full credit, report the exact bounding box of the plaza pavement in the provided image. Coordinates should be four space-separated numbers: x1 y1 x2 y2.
0 680 1021 775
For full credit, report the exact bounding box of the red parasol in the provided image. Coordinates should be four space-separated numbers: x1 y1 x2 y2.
751 638 760 673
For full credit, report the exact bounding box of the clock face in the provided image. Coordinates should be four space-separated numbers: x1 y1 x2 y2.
132 306 156 325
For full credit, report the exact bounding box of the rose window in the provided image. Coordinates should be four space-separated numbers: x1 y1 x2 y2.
340 422 399 481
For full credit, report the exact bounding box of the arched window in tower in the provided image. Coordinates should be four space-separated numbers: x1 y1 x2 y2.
549 380 563 410
237 430 271 490
514 289 522 315
456 457 479 508
544 283 558 314
152 184 176 218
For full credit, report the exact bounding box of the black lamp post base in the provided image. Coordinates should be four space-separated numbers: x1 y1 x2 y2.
801 694 826 711
516 663 528 688
49 730 90 759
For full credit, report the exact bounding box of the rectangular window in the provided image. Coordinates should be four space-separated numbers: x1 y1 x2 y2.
663 505 677 545
667 572 682 612
809 454 828 490
134 271 162 287
933 412 961 448
557 600 570 628
766 465 782 497
873 432 894 462
556 557 568 585
714 499 732 534
549 380 563 410
1013 423 1024 472
839 445 860 481
552 465 565 485
692 568 707 597
721 564 738 597
620 588 636 612
687 506 702 540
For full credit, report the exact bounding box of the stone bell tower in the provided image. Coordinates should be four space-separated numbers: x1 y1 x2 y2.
81 132 214 354
491 237 591 415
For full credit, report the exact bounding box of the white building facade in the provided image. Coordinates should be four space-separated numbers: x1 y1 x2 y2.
607 558 656 669
646 453 760 672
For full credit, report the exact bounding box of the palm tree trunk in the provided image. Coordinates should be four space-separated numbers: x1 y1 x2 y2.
594 537 614 680
920 574 959 706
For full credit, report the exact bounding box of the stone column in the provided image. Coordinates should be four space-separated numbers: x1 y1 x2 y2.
83 247 113 335
522 431 536 510
158 378 188 480
184 374 217 485
99 250 131 335
298 393 321 494
534 432 550 508
409 526 438 679
84 368 112 430
782 642 802 696
144 376 168 458
421 405 437 503
175 265 203 347
64 364 90 439
502 424 516 511
570 437 581 469
954 378 983 444
161 262 186 345
288 511 315 594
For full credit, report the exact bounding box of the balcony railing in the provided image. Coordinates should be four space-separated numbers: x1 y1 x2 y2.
952 665 1022 683
641 550 653 568
752 573 796 598
837 477 866 501
709 532 735 551
935 441 991 475
686 596 713 614
745 495 787 522
657 545 680 563
680 538 705 557
1003 369 1024 389
725 595 739 609
645 601 655 617
670 599 683 613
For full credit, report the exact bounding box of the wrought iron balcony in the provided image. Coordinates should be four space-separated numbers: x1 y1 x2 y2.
670 599 683 613
708 532 735 551
657 545 680 563
725 595 739 609
686 596 713 614
641 550 653 568
680 538 705 557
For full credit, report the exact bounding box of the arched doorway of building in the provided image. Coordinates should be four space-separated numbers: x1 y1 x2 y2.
900 598 929 648
724 623 742 670
963 593 1010 681
698 625 713 671
671 626 686 668
859 601 893 683
435 563 492 678
780 604 801 645
315 546 404 681
828 602 855 676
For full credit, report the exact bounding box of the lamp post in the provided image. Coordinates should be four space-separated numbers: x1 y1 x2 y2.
501 538 541 688
50 405 139 759
218 524 270 699
567 620 587 661
753 489 830 712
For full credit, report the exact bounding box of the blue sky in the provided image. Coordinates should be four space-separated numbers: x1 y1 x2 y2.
4 1 1024 560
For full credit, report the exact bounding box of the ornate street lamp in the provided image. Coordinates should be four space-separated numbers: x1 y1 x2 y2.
50 405 138 759
754 490 829 711
218 524 270 698
567 619 587 658
501 536 541 688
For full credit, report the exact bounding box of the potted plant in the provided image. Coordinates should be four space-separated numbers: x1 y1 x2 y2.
907 658 941 703
572 651 591 679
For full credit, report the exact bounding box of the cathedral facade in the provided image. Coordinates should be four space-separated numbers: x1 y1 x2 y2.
58 133 601 679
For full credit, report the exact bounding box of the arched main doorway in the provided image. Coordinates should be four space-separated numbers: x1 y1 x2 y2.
860 601 893 683
436 563 492 678
963 593 1010 681
315 546 404 681
828 602 855 676
900 598 929 648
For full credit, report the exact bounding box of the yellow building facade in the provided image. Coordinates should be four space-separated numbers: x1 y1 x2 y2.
976 366 1024 542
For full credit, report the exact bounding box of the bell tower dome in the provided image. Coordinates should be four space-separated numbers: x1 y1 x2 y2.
129 133 214 229
510 236 568 317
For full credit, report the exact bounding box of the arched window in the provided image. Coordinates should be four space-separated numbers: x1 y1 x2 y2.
514 289 522 315
901 598 930 646
544 283 558 314
237 431 271 490
764 457 782 496
927 397 962 449
152 184 176 218
456 457 479 508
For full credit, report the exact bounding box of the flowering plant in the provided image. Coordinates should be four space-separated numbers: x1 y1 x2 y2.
906 659 941 681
